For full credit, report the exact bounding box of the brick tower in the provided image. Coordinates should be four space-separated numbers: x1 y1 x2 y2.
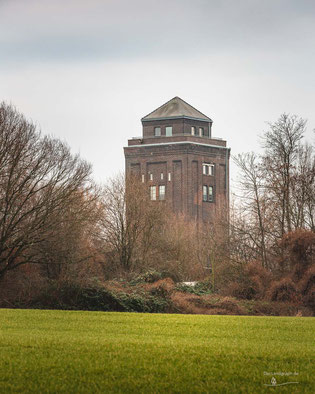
124 97 230 223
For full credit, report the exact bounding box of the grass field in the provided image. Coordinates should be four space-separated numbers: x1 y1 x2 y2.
0 309 314 393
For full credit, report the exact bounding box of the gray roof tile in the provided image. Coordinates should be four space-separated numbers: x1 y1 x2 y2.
142 96 212 122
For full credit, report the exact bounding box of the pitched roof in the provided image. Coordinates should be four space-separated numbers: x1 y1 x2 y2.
142 96 212 122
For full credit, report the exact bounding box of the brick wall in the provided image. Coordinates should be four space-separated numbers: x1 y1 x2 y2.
124 141 230 223
142 118 211 139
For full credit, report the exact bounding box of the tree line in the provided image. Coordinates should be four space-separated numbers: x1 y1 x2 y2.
0 103 314 311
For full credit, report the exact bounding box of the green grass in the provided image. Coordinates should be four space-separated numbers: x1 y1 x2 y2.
0 309 314 393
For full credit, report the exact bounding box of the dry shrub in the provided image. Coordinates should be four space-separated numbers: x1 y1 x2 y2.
279 229 315 278
170 292 208 314
222 262 271 300
0 265 46 307
149 278 175 297
195 295 246 315
216 297 246 315
298 266 315 312
248 301 312 316
246 262 272 287
170 291 246 315
268 278 299 302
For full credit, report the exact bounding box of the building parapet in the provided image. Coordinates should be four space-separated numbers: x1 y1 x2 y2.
128 134 226 147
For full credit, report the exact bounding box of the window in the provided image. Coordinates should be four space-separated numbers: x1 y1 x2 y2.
154 127 161 136
202 185 214 202
141 174 144 183
161 173 164 180
168 172 171 181
202 163 214 176
191 126 196 135
149 173 153 181
159 185 165 200
166 126 172 136
203 185 208 202
150 186 156 200
208 186 214 202
199 127 204 137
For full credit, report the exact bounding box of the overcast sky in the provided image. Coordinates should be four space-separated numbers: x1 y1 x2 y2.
0 0 314 185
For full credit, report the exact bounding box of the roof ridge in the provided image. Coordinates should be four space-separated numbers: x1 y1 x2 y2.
141 96 178 120
176 96 211 122
141 96 211 122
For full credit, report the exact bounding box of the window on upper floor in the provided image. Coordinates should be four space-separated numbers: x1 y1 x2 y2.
141 174 145 183
159 185 166 200
168 172 171 181
154 127 161 136
203 185 214 202
202 163 215 176
161 173 164 180
150 186 157 200
166 126 172 136
199 127 204 137
191 126 196 135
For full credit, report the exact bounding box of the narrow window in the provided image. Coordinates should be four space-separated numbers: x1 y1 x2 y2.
159 185 165 200
141 174 144 183
168 172 171 181
199 127 204 137
203 185 207 202
150 186 156 200
149 173 153 181
161 173 164 180
166 126 172 136
208 186 214 202
154 127 161 136
191 126 196 135
202 163 215 176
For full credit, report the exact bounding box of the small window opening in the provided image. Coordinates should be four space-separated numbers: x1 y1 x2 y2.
154 127 161 136
202 163 215 176
202 185 214 202
150 186 156 200
159 185 165 200
166 126 172 136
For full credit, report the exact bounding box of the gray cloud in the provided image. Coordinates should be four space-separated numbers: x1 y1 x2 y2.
1 0 315 64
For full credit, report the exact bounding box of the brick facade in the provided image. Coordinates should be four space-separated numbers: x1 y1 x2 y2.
124 97 230 223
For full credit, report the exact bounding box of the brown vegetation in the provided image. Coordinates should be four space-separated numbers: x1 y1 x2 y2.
1 104 314 316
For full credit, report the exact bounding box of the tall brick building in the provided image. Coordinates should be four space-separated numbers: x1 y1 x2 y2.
124 97 230 223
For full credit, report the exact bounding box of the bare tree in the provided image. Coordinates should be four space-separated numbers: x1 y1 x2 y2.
0 103 95 280
198 200 231 289
290 143 315 231
32 190 99 279
232 113 313 272
262 114 306 235
233 152 269 268
97 174 166 274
